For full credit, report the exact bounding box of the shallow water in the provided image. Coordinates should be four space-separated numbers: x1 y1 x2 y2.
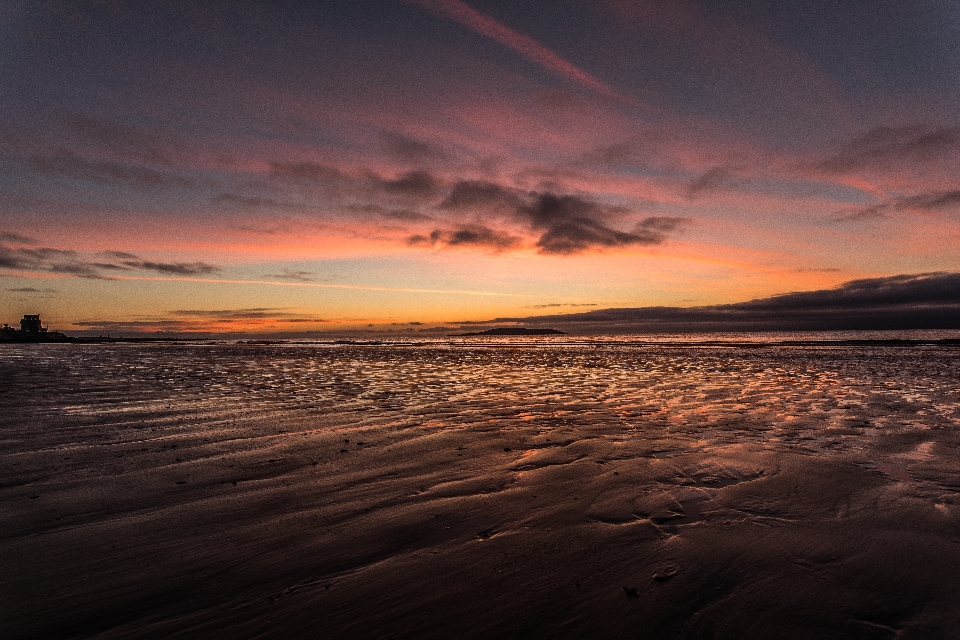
3 339 960 638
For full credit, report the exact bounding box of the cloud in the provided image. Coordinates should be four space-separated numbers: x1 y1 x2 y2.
521 194 681 255
525 195 639 254
835 189 960 221
897 190 960 211
124 260 220 275
0 242 220 278
435 180 688 254
27 152 196 188
374 170 438 197
346 204 434 222
0 243 93 274
379 131 449 162
269 161 344 182
507 272 960 332
169 308 329 323
817 126 960 174
408 225 522 251
47 262 104 278
97 251 220 275
408 0 632 102
102 251 139 260
264 269 315 282
8 287 57 293
687 167 737 198
440 180 525 212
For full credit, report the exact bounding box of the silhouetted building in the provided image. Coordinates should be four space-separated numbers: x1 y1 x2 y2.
20 314 45 334
0 314 70 342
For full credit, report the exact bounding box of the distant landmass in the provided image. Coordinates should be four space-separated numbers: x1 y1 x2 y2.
454 327 566 336
487 272 960 333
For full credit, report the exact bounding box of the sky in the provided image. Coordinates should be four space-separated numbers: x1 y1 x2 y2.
1 0 960 335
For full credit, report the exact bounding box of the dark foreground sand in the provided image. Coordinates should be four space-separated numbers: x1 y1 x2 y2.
3 342 960 638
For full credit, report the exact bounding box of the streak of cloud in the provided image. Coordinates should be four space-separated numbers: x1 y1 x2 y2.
8 287 57 293
101 251 221 275
835 189 960 221
408 0 635 103
817 127 960 174
0 242 220 278
264 269 316 282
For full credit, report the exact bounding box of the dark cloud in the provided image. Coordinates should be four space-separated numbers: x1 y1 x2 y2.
27 152 196 188
379 131 448 162
8 287 57 293
835 189 960 221
379 208 433 222
264 269 315 282
102 250 139 260
0 243 90 273
376 170 438 197
408 225 522 251
435 181 687 254
88 262 133 271
269 162 344 182
817 126 960 174
47 262 104 278
897 190 960 211
687 167 737 198
440 181 525 211
522 193 654 255
0 243 219 277
508 272 960 332
123 260 220 276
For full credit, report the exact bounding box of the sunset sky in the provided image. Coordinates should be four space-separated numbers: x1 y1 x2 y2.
2 0 960 334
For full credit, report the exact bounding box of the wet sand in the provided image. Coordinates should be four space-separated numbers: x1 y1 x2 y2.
3 342 960 638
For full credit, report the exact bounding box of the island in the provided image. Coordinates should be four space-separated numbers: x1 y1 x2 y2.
453 327 566 336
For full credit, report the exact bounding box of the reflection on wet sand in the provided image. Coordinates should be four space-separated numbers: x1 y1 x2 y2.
2 342 960 638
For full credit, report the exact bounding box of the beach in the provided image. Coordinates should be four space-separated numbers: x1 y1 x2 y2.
3 340 960 638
